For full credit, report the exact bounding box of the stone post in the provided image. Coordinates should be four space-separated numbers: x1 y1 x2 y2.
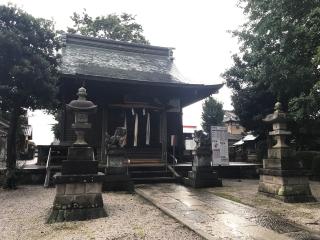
47 87 107 223
184 131 222 188
104 127 134 192
258 102 315 202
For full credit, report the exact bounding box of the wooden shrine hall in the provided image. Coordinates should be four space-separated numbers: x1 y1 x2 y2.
58 34 222 166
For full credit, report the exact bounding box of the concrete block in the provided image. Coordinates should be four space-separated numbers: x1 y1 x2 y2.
261 175 274 183
273 176 284 185
85 183 102 194
287 177 309 185
56 184 66 195
258 181 281 195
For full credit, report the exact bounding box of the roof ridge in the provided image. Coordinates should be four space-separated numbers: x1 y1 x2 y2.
63 34 174 57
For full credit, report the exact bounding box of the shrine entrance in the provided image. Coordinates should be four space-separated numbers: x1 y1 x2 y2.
104 105 164 165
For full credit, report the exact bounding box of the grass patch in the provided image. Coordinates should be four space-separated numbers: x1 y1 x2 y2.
133 226 146 239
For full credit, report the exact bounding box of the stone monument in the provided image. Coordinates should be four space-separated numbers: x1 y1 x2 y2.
185 130 222 188
47 87 107 223
103 127 134 192
258 102 315 202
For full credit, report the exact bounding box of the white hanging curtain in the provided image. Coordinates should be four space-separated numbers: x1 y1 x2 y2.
146 112 150 145
123 111 127 146
124 111 127 129
134 112 138 147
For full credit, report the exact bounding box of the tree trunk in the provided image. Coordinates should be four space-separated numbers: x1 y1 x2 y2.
3 106 20 189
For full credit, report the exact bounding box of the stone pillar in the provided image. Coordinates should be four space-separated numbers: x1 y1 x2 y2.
47 87 107 223
258 102 315 202
184 131 222 188
104 147 134 192
104 127 134 192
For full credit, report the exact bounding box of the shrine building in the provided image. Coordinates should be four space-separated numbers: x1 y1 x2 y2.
58 34 222 165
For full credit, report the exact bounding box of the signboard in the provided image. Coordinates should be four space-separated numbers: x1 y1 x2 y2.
185 139 196 150
211 126 229 166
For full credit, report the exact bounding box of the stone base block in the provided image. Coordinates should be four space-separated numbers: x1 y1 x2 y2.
267 147 293 160
192 153 212 167
263 158 300 170
53 172 105 184
184 170 222 188
68 147 94 161
192 166 214 172
47 181 107 223
62 160 98 175
47 207 107 223
188 170 219 180
258 174 315 203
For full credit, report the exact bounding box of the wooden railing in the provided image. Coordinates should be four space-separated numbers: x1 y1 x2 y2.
43 147 52 188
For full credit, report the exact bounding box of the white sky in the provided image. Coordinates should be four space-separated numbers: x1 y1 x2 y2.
1 0 245 145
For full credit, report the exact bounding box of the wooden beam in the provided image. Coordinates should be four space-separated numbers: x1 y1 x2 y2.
108 103 163 110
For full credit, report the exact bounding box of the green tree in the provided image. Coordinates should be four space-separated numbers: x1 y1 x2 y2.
223 0 320 139
201 97 224 133
67 9 149 44
0 4 60 188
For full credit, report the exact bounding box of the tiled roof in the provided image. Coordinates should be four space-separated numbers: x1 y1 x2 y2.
60 34 190 84
223 111 240 123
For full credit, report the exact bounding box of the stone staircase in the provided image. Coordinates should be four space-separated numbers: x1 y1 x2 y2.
127 147 162 165
129 165 176 184
126 148 176 183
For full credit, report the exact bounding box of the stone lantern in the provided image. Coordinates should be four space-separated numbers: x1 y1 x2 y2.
47 87 107 223
258 102 315 202
66 87 97 146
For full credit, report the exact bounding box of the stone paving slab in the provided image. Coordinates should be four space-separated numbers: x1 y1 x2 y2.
136 183 320 240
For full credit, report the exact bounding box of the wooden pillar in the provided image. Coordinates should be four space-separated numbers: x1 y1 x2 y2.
177 110 184 162
100 107 107 163
61 105 67 142
161 110 167 164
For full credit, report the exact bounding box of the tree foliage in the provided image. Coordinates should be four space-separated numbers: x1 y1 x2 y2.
0 4 60 188
201 97 224 133
67 9 149 44
224 0 320 140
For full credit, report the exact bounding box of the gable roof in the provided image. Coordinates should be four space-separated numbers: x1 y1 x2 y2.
60 34 223 107
60 34 189 84
223 111 240 123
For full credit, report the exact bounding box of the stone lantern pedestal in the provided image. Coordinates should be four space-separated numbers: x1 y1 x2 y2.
47 87 107 223
258 102 315 202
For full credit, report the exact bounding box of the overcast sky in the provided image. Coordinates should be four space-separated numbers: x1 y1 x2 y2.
1 0 245 144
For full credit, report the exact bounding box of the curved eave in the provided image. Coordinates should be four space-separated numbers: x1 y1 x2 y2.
61 73 223 107
180 83 224 108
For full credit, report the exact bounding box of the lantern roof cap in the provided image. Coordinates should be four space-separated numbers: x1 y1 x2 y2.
67 87 97 111
263 102 288 123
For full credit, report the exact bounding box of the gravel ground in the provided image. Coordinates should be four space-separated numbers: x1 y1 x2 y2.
207 179 320 232
0 186 203 240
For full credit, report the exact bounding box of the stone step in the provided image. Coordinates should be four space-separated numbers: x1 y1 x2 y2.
132 176 176 184
130 170 172 178
128 158 162 165
128 164 166 171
